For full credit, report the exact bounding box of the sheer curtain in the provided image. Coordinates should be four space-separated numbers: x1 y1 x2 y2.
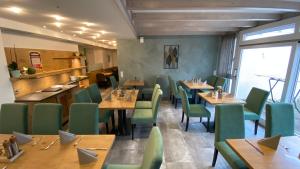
217 34 237 91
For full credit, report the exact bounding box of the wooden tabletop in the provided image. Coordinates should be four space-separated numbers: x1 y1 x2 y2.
0 134 115 169
226 136 300 169
99 90 139 110
181 81 214 90
123 80 145 87
198 92 245 105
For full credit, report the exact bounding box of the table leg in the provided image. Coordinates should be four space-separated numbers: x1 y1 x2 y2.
117 110 124 135
122 110 130 135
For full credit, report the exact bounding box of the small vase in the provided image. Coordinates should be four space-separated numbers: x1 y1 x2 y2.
10 70 21 78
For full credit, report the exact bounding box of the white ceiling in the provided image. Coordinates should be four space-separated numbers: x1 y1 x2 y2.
0 0 136 46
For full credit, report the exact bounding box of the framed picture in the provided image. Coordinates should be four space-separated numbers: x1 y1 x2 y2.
29 51 42 69
164 45 179 69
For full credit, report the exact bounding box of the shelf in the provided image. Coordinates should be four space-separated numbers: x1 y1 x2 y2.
10 66 87 81
52 56 85 60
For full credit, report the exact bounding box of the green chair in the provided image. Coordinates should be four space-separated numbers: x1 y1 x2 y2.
109 76 118 89
170 78 192 108
207 75 218 87
135 84 160 109
212 104 247 169
141 78 158 100
32 103 62 135
0 103 28 134
105 127 163 169
265 103 294 137
168 75 173 101
69 103 99 134
74 89 92 103
178 86 211 131
215 77 227 90
243 87 269 135
87 83 115 134
131 89 163 140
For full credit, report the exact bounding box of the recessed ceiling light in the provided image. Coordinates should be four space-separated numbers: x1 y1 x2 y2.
92 36 97 39
7 6 23 14
60 30 63 33
51 15 64 21
100 30 107 34
80 27 88 31
53 22 63 28
42 25 47 29
95 33 101 38
78 31 83 34
83 22 95 27
73 34 76 37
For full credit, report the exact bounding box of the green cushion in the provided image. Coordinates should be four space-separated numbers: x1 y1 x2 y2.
74 89 92 103
244 108 260 120
216 142 248 169
189 104 211 117
131 109 153 124
244 87 269 117
87 83 102 103
135 101 152 109
69 103 99 135
265 103 294 137
105 164 141 169
32 103 62 135
0 103 28 134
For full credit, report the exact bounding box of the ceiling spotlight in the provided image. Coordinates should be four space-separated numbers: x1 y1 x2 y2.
80 27 88 31
53 22 62 28
73 34 76 37
7 6 23 14
42 25 47 29
92 36 97 39
95 33 101 38
100 30 107 34
60 30 63 33
83 22 95 27
78 31 83 34
140 37 144 43
51 15 64 21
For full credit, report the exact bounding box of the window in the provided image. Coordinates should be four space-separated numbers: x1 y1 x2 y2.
243 24 295 41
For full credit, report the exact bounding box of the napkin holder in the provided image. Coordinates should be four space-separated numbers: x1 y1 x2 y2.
0 150 24 163
258 135 281 150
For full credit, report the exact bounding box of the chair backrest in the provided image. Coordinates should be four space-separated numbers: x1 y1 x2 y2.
0 103 28 134
151 84 161 102
152 89 163 122
207 76 218 87
87 83 102 104
74 89 92 103
109 76 118 89
265 103 294 137
169 78 178 95
69 103 99 135
215 104 245 143
141 127 163 169
215 77 226 89
178 86 190 116
245 87 270 116
32 103 62 135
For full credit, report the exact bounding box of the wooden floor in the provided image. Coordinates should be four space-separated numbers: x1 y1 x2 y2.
105 99 265 169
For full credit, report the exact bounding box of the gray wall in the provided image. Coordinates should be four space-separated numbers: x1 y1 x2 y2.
117 36 221 97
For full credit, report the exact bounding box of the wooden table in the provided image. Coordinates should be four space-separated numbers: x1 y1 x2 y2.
226 136 300 169
99 90 139 135
0 134 115 169
181 81 214 103
198 92 245 132
124 80 144 88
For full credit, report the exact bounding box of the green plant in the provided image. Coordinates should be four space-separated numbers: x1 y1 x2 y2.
8 61 19 71
27 67 36 74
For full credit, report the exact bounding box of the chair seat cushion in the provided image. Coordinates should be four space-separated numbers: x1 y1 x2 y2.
99 110 112 123
131 109 153 124
105 164 141 169
189 104 211 117
135 101 152 109
244 108 260 120
216 142 248 169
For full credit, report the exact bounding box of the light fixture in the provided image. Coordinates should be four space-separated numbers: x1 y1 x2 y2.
73 34 76 37
53 22 62 28
42 25 47 29
83 22 95 27
78 31 83 34
100 30 106 34
7 6 23 14
95 33 101 38
140 37 144 43
92 36 96 39
51 15 64 21
60 30 63 33
80 27 88 31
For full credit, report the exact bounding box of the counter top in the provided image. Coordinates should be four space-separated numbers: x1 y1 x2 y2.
15 84 77 102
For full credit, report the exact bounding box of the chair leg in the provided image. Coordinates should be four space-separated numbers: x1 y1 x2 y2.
207 117 210 132
200 117 202 123
131 124 134 140
111 113 116 132
153 123 156 126
172 96 174 104
105 123 109 134
181 111 184 123
185 117 189 131
142 93 145 100
175 98 178 108
254 120 259 135
212 148 218 167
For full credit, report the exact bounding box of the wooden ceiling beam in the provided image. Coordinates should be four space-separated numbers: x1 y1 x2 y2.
138 30 226 36
138 27 239 33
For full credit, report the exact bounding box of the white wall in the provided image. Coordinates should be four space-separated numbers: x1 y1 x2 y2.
2 31 79 52
85 47 117 72
0 29 15 104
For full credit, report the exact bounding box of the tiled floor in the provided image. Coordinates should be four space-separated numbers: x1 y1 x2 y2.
105 99 264 169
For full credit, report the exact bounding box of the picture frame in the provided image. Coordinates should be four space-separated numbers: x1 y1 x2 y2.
164 45 179 69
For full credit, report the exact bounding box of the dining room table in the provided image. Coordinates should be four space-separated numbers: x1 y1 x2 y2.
99 89 139 135
0 134 115 169
198 92 245 132
226 136 300 169
181 80 214 103
123 80 145 89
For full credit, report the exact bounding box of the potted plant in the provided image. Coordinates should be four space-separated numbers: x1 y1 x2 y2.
8 61 21 78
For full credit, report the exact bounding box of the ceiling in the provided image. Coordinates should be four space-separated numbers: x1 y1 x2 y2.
0 0 136 47
121 0 300 36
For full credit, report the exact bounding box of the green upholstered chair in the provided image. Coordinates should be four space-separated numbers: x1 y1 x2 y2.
178 86 211 131
170 78 192 108
168 75 173 101
207 75 218 87
109 76 118 90
87 83 115 133
212 104 247 169
243 87 270 135
136 84 160 109
141 78 158 100
74 89 92 103
0 103 28 134
215 77 227 90
265 103 294 137
69 103 99 134
105 127 163 169
32 103 62 135
131 89 163 140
